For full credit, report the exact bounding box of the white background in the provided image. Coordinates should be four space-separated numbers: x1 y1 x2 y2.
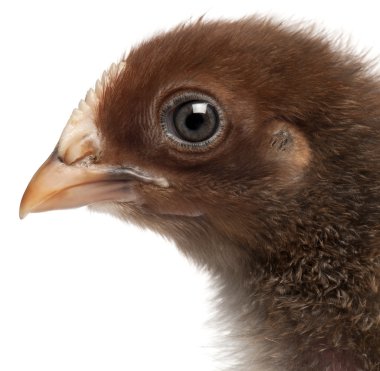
1 1 380 370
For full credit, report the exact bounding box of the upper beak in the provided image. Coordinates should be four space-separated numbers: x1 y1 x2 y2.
19 95 168 219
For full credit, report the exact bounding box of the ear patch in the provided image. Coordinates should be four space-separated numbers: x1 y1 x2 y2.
271 129 293 151
265 120 311 176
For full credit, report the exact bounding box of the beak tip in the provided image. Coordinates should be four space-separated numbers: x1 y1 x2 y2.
19 190 31 219
19 204 28 220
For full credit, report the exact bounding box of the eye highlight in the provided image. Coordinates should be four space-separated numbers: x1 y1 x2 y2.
160 91 225 149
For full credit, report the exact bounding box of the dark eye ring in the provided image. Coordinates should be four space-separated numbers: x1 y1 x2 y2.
160 91 225 149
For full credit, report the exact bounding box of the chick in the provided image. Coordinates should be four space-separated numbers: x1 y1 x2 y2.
20 18 380 370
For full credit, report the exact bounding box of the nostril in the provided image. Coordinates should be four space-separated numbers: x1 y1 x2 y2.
75 154 98 167
61 137 99 166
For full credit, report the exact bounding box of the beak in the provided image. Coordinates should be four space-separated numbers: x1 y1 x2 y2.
19 150 169 219
19 90 168 219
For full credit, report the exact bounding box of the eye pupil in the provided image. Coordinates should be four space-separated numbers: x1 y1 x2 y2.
185 113 204 131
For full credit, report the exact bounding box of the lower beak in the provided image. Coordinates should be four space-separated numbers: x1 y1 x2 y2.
19 151 167 219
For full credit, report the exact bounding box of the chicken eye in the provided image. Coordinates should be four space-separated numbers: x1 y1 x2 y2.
173 101 218 142
161 92 224 148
